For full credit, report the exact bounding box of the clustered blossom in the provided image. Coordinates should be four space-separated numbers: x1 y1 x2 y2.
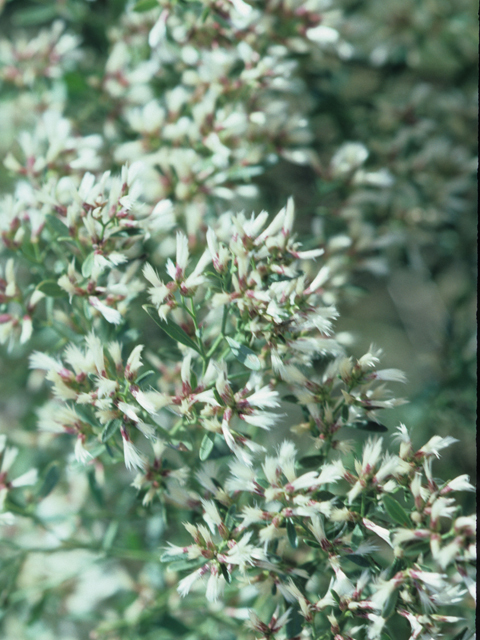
102 0 349 218
23 196 475 639
161 430 475 640
0 161 175 345
0 1 475 639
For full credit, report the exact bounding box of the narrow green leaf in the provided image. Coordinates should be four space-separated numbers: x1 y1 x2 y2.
38 463 60 499
135 370 155 385
160 550 187 563
286 519 298 548
143 305 200 353
225 504 237 530
299 454 324 467
45 214 69 236
383 495 411 527
101 419 122 443
401 540 430 558
347 554 372 568
225 337 261 370
382 589 399 619
12 5 58 26
219 563 232 584
303 538 321 548
285 603 303 638
199 434 215 461
133 0 158 11
352 420 388 433
74 405 98 429
81 252 95 278
167 558 205 572
37 280 67 298
87 469 104 507
103 521 119 551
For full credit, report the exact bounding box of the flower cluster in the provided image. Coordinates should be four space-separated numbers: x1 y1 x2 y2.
0 1 475 639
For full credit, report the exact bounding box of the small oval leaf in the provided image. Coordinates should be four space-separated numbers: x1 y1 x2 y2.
133 0 159 11
45 214 69 236
82 252 95 278
38 462 60 499
143 305 201 353
286 519 298 548
383 495 411 527
352 420 388 433
37 280 67 298
199 433 215 461
225 337 261 370
101 419 122 443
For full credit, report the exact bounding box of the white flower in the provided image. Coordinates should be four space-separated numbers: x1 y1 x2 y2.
89 296 122 324
441 475 475 493
419 435 459 458
178 567 204 598
331 142 369 175
74 438 93 465
363 518 393 548
206 568 225 602
121 432 146 471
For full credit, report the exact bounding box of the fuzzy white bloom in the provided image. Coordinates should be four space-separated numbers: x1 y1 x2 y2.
363 518 393 548
89 296 122 324
74 438 93 465
177 567 204 598
419 435 459 458
122 434 146 471
441 474 475 493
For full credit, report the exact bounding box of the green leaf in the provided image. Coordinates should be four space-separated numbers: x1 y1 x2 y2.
102 521 119 551
383 495 411 527
12 5 58 26
303 538 321 548
382 589 399 619
225 337 261 370
285 603 303 638
38 463 60 499
199 434 215 461
101 419 122 443
160 550 186 562
143 305 200 353
450 628 470 640
282 394 299 404
156 613 191 635
37 280 67 298
352 420 388 433
346 554 372 568
45 214 69 236
219 563 232 584
87 469 104 507
286 519 298 548
74 405 99 429
135 370 155 385
167 558 204 572
133 0 159 11
401 540 430 558
82 252 95 278
299 454 324 467
225 504 237 530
